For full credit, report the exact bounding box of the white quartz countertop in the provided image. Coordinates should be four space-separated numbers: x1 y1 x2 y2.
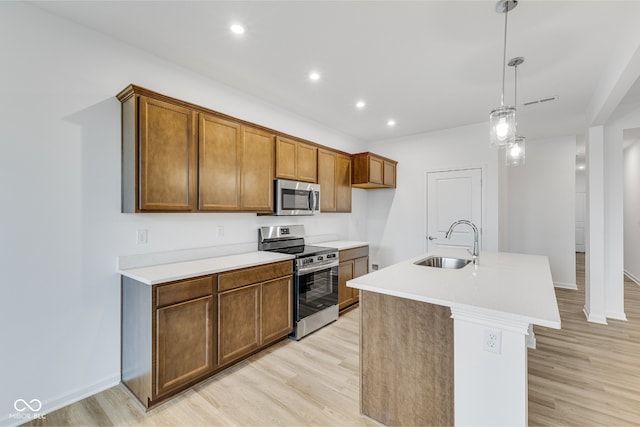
348 248 561 329
119 251 294 285
318 240 369 250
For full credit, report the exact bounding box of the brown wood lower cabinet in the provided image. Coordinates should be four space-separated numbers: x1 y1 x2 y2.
338 245 369 312
121 260 293 409
156 294 215 397
218 270 293 367
218 284 261 366
262 276 294 343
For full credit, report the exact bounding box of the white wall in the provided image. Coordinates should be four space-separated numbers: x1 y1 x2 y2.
364 123 500 268
0 3 367 424
507 136 577 289
624 139 640 284
593 101 640 321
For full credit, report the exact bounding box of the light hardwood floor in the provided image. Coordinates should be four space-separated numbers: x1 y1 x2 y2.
24 309 371 427
25 254 640 426
528 253 640 426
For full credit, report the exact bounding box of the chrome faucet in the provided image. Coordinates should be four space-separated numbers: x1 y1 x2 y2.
445 220 480 265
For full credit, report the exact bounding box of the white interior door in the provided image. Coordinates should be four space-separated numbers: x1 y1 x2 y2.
427 168 482 251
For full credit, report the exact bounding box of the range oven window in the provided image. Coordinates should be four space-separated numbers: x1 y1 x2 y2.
297 265 338 319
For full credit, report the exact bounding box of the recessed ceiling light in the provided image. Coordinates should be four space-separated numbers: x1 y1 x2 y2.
356 100 366 109
230 24 245 35
387 119 396 127
309 71 321 81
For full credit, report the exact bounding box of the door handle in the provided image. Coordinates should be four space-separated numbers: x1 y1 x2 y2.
428 236 437 241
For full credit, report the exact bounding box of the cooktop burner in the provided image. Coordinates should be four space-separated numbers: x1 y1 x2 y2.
258 225 338 259
268 244 336 258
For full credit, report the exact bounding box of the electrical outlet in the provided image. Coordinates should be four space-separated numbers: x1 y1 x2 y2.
372 264 379 271
483 328 502 354
216 226 224 237
136 229 148 244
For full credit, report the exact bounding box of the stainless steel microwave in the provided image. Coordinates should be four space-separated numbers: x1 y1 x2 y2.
274 179 320 216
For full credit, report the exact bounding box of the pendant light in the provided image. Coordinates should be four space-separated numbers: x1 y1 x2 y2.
489 0 518 148
506 57 525 166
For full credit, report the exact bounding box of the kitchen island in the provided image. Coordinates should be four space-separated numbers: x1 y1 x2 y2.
347 249 561 426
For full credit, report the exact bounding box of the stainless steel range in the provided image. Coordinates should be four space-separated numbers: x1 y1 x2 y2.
258 225 339 340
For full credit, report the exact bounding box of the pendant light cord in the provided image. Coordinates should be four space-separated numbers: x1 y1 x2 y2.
514 63 518 107
501 5 509 106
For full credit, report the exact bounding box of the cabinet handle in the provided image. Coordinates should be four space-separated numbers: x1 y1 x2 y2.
428 236 437 241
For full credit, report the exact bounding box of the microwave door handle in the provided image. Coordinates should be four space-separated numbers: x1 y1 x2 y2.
312 189 318 212
308 190 315 211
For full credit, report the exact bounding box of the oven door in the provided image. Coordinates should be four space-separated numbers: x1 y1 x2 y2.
295 261 339 321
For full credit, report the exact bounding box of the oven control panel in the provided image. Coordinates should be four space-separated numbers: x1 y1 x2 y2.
297 252 339 268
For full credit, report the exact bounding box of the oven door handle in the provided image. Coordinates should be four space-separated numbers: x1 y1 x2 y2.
297 261 339 275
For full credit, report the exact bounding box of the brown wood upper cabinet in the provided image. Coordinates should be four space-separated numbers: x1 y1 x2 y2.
198 113 274 212
198 114 241 210
119 91 198 212
352 152 397 189
275 136 318 183
240 127 275 212
118 85 274 213
318 148 352 212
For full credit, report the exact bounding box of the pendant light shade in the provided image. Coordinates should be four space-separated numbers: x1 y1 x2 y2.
490 106 516 147
489 0 518 148
506 56 525 165
506 135 525 165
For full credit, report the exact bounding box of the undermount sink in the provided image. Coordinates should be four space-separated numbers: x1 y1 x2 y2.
414 256 471 269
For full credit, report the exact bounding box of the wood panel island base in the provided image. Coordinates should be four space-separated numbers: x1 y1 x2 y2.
361 291 453 426
349 249 561 426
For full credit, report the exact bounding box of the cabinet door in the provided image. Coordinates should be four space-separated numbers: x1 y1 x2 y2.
383 160 396 187
155 295 214 397
139 96 197 211
199 114 240 210
336 153 352 212
276 137 317 183
297 142 318 183
338 260 355 311
318 149 336 212
240 127 274 211
369 156 384 185
261 276 293 344
275 136 297 181
218 284 260 366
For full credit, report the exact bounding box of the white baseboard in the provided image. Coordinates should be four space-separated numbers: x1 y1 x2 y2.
606 311 628 321
624 269 640 286
582 306 608 325
554 281 578 290
2 375 120 427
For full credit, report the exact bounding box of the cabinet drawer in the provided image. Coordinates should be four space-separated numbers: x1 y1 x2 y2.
156 276 214 307
218 260 293 292
339 246 369 262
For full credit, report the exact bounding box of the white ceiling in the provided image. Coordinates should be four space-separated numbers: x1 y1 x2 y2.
32 0 640 142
